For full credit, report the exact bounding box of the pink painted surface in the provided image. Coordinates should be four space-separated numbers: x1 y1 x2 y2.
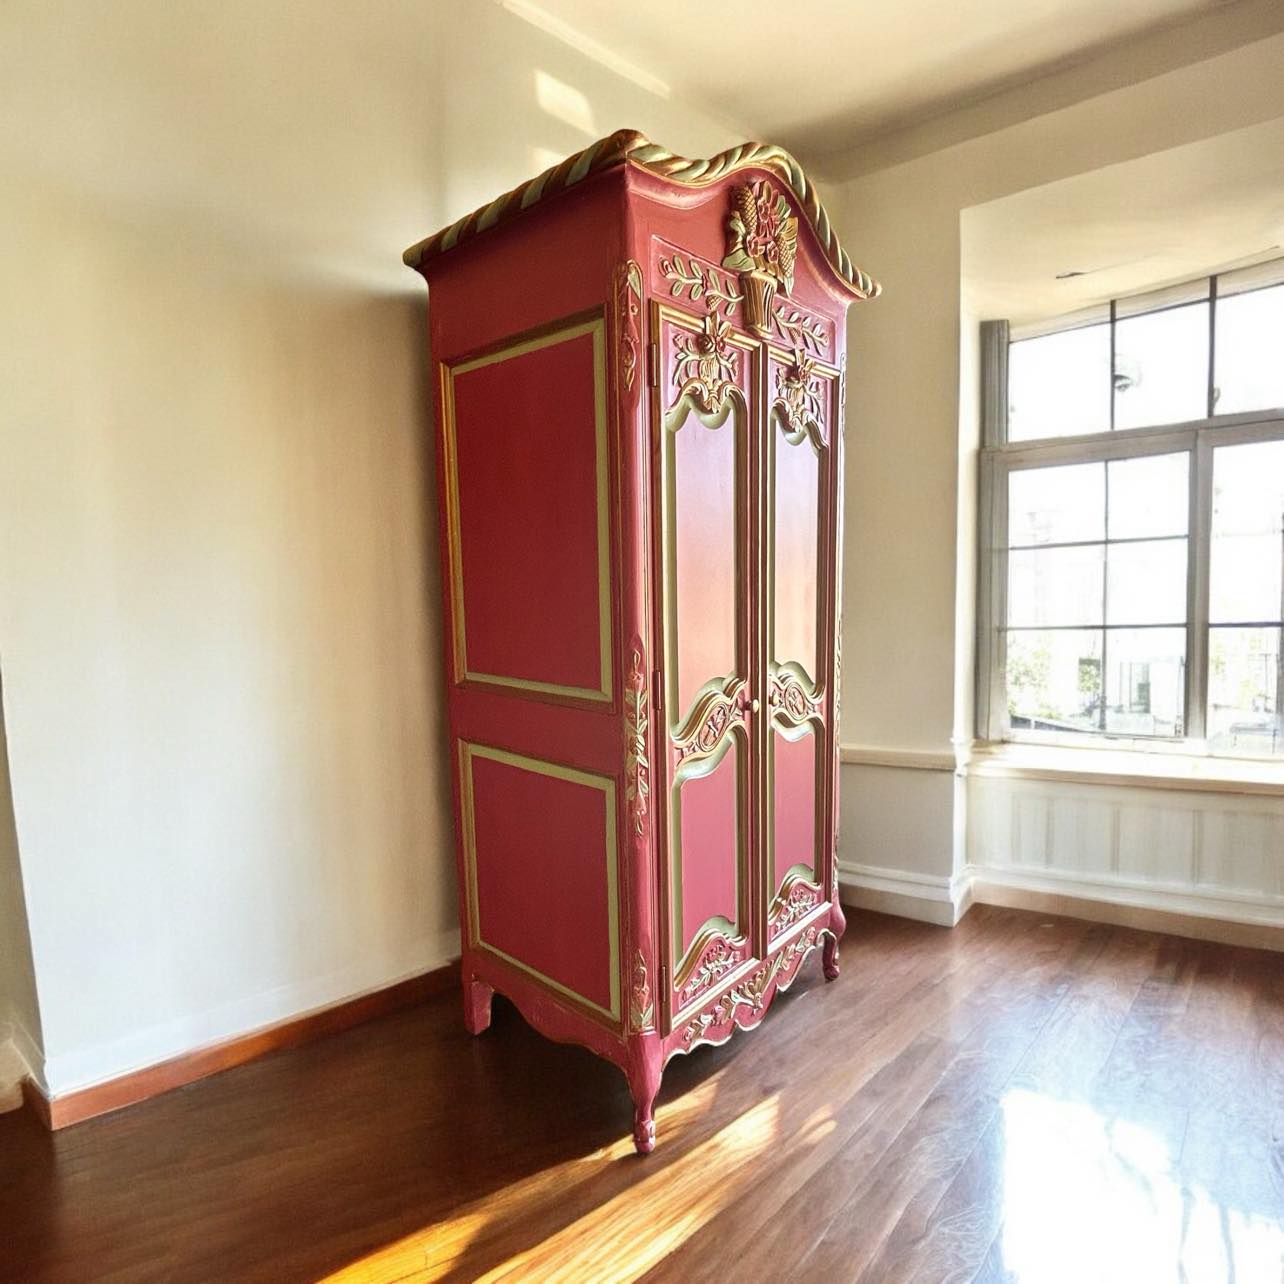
677 742 741 958
773 729 817 894
452 331 604 692
772 389 820 682
667 335 740 724
470 752 613 1013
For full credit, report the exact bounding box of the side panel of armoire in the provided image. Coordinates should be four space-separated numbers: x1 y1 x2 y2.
420 173 655 1073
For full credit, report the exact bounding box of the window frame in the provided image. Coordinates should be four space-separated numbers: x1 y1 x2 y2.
977 316 1284 757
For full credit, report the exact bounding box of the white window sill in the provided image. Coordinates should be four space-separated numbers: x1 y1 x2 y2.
967 742 1284 797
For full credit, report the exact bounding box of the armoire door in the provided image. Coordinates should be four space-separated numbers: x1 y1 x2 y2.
764 343 838 940
652 303 761 1028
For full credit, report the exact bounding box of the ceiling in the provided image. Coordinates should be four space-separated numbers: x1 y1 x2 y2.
502 0 1240 156
963 115 1284 325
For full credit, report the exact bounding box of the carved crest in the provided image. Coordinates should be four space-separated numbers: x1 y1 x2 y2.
723 181 798 293
613 259 643 395
672 313 740 417
624 645 650 838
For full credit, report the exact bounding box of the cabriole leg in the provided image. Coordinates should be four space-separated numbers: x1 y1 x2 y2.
823 899 846 982
463 977 494 1035
626 1046 663 1155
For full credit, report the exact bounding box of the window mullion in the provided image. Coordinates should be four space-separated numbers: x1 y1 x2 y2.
1186 434 1214 741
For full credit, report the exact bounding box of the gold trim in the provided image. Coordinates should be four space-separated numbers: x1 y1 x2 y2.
458 740 621 1024
403 131 880 301
442 316 613 704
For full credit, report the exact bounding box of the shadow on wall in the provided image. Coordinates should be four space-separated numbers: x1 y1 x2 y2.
0 669 44 1103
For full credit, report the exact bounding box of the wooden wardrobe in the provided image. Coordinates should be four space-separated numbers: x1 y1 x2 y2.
404 131 878 1152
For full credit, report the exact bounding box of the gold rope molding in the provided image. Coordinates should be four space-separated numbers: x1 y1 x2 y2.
403 129 879 300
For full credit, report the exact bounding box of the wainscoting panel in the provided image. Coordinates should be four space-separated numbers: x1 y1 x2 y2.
968 774 1284 928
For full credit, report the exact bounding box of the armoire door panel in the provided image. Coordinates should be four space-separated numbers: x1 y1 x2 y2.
765 350 836 911
767 349 835 689
655 303 757 1009
444 316 612 702
658 307 755 731
670 731 745 966
770 723 820 894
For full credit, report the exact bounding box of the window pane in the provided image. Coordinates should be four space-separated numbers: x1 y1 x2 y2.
1208 626 1283 756
1215 284 1284 415
1008 462 1104 546
1113 303 1209 430
1008 545 1103 627
1107 452 1188 539
1210 440 1284 624
1106 539 1187 625
1104 628 1185 737
1007 629 1102 734
1008 325 1111 442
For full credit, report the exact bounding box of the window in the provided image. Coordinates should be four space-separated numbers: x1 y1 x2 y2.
979 259 1284 758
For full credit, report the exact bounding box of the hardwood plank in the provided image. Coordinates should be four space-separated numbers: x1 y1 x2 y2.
0 908 1280 1283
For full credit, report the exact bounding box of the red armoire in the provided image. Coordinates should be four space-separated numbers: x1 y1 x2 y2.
405 131 878 1153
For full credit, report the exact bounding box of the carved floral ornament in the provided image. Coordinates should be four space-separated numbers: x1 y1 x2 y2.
678 935 746 1006
671 313 740 419
659 249 829 356
613 259 643 395
723 181 798 337
681 927 819 1049
630 949 655 1032
773 347 825 445
624 645 650 838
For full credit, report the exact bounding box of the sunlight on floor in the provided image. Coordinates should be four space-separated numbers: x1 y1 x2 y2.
323 1086 839 1283
1000 1088 1284 1284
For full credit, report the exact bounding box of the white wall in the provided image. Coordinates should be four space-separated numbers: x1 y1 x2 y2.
833 31 1284 917
0 1 744 1097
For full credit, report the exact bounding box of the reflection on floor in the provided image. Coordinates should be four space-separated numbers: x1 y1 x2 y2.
1 905 1281 1281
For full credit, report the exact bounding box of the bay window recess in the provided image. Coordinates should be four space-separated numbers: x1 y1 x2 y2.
977 258 1284 759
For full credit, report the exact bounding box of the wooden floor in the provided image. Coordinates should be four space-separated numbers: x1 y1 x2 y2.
2 905 1282 1282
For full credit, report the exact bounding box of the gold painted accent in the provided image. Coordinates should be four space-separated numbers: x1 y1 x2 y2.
404 130 879 301
441 315 613 704
680 927 819 1050
613 259 643 394
674 932 747 1009
772 301 829 355
771 348 825 448
671 313 740 418
629 949 655 1032
624 645 649 838
769 870 823 939
458 740 621 1024
723 181 798 293
659 251 744 316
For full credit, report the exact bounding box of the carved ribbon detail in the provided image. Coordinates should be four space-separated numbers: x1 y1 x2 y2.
768 671 820 724
673 684 745 762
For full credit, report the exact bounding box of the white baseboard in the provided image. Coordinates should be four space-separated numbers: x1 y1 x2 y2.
838 860 972 927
